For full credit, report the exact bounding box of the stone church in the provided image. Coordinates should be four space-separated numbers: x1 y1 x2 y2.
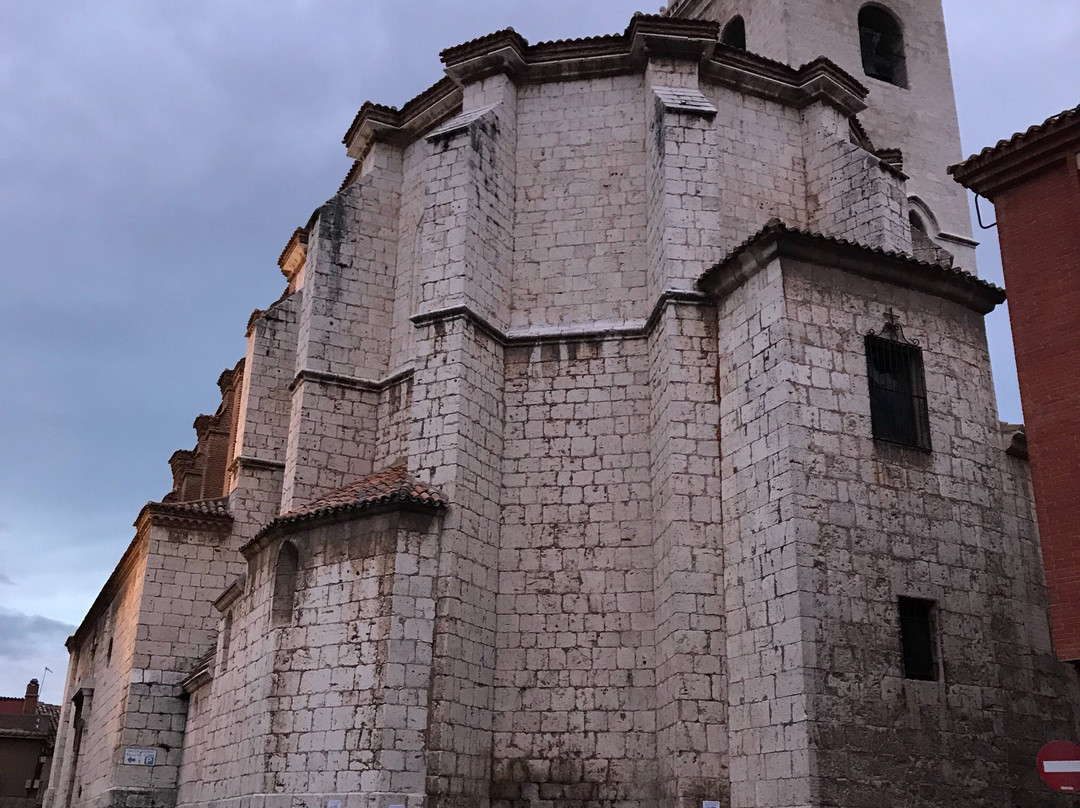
44 1 1080 807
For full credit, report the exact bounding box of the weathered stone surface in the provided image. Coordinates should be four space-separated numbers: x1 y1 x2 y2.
45 6 1080 808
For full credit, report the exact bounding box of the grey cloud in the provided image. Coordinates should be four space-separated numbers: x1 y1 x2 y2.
0 610 74 704
0 609 76 662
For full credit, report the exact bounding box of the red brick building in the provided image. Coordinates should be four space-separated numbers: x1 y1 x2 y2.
0 680 59 808
951 105 1080 661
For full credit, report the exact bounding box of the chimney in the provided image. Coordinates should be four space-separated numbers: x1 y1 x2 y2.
23 679 39 714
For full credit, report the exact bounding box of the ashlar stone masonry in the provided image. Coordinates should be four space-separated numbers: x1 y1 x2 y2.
46 3 1080 808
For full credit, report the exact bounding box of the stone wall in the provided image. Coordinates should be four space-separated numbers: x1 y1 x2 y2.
106 523 241 803
710 245 1080 808
50 10 1080 808
781 260 1080 808
175 511 443 808
512 75 649 329
494 337 656 805
674 0 978 268
47 540 147 808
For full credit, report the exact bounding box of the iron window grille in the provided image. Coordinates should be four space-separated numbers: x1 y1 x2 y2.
898 597 937 681
865 314 931 450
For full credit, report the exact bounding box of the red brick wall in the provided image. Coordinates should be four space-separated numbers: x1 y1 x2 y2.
995 152 1080 660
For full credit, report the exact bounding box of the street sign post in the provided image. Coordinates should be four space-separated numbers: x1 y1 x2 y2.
1038 741 1080 794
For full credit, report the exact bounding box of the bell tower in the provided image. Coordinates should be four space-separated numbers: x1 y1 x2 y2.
667 0 978 269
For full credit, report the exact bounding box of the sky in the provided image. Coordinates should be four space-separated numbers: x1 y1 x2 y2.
0 0 1077 704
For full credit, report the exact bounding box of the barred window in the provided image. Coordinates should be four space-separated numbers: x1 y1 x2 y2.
866 334 930 450
898 597 937 681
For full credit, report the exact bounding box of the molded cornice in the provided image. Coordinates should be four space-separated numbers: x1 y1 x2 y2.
341 15 868 160
698 219 1006 314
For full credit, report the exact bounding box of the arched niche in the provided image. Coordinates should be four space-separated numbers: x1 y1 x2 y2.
271 541 299 627
859 4 907 87
721 15 746 50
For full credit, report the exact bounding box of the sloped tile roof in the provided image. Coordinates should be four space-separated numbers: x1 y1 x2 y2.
37 702 61 735
258 462 446 539
148 498 231 519
136 497 233 533
699 219 1005 314
952 104 1080 177
653 86 718 115
145 494 232 520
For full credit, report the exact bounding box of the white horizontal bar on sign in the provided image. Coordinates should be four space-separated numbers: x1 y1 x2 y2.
1044 761 1080 773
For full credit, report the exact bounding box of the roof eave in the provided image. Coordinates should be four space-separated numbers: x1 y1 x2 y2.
341 16 870 163
698 222 1005 315
134 502 233 535
950 109 1080 197
243 496 446 557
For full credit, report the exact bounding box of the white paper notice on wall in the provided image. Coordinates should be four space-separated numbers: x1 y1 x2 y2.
703 802 721 808
327 801 341 808
389 804 405 808
122 748 157 766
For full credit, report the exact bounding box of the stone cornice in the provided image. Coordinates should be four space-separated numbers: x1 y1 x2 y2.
342 15 868 160
246 289 297 338
277 227 308 283
441 28 530 85
410 291 713 348
343 77 462 161
134 498 233 535
181 662 213 695
698 220 1006 315
242 498 443 559
289 366 415 395
700 54 866 117
228 455 286 475
244 464 446 556
181 651 215 695
213 575 245 613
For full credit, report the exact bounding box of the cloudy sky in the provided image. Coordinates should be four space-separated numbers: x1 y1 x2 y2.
1 0 1077 703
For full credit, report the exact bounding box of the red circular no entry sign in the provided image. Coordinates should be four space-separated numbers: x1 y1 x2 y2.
1038 741 1080 793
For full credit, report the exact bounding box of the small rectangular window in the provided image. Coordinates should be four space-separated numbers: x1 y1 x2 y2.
866 335 931 450
898 597 937 681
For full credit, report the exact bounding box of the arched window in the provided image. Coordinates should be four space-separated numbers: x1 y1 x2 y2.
721 16 746 50
271 542 299 627
909 211 926 233
859 5 907 87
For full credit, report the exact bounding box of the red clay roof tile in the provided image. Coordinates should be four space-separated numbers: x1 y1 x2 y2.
257 462 447 539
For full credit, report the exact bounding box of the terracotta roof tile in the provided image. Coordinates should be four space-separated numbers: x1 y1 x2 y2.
951 104 1080 177
37 702 61 734
342 16 867 159
258 463 446 539
440 27 529 64
136 497 233 533
148 498 231 519
700 219 1005 312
